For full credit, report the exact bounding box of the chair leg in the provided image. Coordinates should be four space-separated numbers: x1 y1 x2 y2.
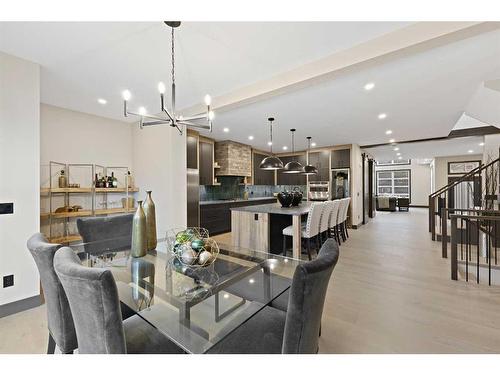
47 332 56 354
341 223 347 241
306 238 312 261
345 223 349 238
282 236 287 257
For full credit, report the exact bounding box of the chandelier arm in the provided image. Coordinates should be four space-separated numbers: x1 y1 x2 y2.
178 120 211 130
141 120 173 127
127 111 171 123
161 107 176 122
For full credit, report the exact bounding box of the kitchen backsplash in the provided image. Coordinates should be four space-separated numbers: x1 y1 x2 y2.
200 183 307 201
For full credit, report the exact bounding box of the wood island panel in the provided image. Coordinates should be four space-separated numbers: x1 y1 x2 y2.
231 210 269 252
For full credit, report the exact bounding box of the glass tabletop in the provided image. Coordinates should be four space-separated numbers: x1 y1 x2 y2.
68 237 300 354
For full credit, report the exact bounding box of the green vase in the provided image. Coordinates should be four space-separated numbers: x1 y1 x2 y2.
131 201 147 258
143 190 157 251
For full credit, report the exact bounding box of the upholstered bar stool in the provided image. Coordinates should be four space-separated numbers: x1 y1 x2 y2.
282 202 323 260
328 199 341 245
319 201 334 246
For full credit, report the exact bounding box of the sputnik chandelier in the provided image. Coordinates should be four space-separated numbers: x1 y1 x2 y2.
122 21 214 134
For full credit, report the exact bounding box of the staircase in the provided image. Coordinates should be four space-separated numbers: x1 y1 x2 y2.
428 157 500 284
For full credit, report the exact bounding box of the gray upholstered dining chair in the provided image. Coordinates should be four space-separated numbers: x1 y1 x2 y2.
26 233 78 354
76 213 133 257
54 247 184 354
208 238 339 354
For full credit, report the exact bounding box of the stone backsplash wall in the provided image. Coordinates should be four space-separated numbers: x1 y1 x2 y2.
215 141 251 177
200 184 306 201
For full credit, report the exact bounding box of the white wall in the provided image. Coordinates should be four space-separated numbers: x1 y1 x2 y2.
132 124 187 243
40 104 133 167
0 52 40 306
434 154 483 191
376 161 432 206
350 144 363 226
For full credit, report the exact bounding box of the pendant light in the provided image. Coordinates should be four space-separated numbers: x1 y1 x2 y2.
303 136 318 175
259 117 284 170
283 129 304 174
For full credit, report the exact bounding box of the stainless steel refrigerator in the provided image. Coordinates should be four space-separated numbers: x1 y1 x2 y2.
186 168 200 227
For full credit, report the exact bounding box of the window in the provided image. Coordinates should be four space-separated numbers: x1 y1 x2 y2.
376 169 411 201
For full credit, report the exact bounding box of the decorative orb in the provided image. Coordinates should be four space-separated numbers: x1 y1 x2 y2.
176 231 190 244
191 239 205 251
198 250 212 265
181 248 197 265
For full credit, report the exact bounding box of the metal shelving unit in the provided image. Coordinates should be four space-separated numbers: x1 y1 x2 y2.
40 161 138 244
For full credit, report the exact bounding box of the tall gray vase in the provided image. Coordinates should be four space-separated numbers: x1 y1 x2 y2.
131 200 147 258
143 190 157 251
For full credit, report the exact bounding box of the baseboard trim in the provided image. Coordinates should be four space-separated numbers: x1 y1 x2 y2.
0 294 42 318
410 205 429 208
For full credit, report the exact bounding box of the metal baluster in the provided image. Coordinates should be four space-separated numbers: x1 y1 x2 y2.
477 215 480 284
465 218 469 282
488 219 492 286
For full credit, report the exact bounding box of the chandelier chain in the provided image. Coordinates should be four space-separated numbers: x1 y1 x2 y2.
171 27 175 85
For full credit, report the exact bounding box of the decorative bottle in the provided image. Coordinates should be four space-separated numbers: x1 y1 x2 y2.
131 201 147 258
58 170 67 188
143 191 157 251
127 171 134 189
112 172 118 188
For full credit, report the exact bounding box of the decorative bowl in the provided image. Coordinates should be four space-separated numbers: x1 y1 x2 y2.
277 191 293 207
291 189 303 206
166 227 219 268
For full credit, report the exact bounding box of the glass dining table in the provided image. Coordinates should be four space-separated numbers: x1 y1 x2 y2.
68 236 300 354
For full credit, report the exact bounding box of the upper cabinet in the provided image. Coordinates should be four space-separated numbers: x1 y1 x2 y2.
331 148 351 169
199 140 214 185
277 154 307 186
308 150 330 182
253 152 275 185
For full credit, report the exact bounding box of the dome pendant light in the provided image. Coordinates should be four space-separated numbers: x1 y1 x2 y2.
259 117 284 170
303 136 318 175
283 129 304 174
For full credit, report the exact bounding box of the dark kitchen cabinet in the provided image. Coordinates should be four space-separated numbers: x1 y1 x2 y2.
308 150 330 182
277 155 307 186
186 134 198 169
199 141 214 185
253 152 275 185
331 149 350 169
200 198 276 235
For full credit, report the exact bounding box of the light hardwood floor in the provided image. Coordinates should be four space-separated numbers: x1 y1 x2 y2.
1 208 500 353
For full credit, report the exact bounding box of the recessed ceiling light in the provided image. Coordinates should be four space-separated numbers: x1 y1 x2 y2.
385 130 392 135
282 146 288 150
249 278 255 284
223 128 229 133
389 139 395 143
378 113 387 120
97 98 107 105
394 147 399 151
364 82 375 91
468 149 474 153
398 156 403 160
248 135 254 140
397 153 401 156
479 142 485 146
223 293 229 299
311 142 317 147
267 141 273 146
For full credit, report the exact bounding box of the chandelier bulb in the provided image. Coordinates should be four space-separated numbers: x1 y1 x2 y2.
158 82 166 94
208 110 215 120
204 94 212 106
138 106 147 116
122 90 131 101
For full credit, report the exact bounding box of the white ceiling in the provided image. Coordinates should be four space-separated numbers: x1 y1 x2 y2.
364 136 485 161
0 21 409 116
0 22 499 151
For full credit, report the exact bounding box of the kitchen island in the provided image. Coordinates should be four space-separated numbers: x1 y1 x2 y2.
231 202 312 259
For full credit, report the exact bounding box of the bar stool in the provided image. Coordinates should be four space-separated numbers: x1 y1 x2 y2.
282 202 323 260
339 198 351 241
328 199 341 245
319 201 334 246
